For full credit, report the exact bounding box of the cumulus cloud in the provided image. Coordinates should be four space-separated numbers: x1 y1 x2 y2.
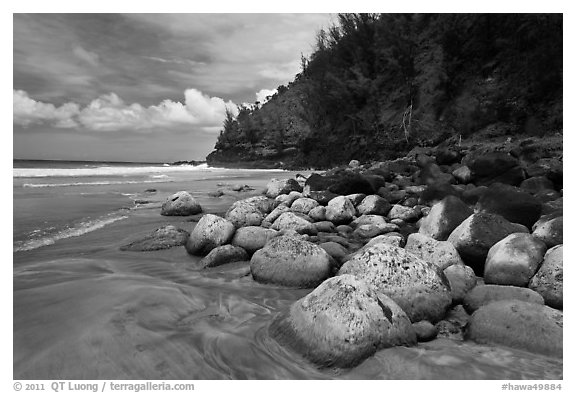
13 89 238 133
255 88 277 104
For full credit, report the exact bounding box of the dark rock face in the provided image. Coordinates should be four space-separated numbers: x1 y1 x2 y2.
250 235 332 288
464 152 525 186
120 225 189 251
305 172 377 196
161 191 202 216
338 243 452 323
199 245 249 268
463 285 545 314
466 300 562 358
529 245 563 310
269 275 416 368
475 183 543 228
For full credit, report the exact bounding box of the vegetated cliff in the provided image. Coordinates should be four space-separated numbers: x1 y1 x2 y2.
206 14 563 169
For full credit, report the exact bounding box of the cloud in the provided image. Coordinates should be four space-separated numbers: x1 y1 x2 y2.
255 88 277 104
73 46 100 67
14 89 239 133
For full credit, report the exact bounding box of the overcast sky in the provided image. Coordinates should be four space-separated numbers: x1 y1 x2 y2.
13 13 332 162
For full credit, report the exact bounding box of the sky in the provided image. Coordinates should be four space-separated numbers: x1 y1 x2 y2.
13 13 333 162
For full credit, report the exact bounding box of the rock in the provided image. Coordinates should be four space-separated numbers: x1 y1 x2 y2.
435 305 470 340
185 214 236 256
290 197 319 215
351 215 399 238
348 159 360 168
436 148 461 165
418 196 473 240
466 300 562 358
231 226 279 254
263 204 291 225
463 285 544 314
405 233 463 270
269 275 416 368
484 233 547 286
464 152 525 186
319 242 348 266
199 245 249 268
208 190 224 198
520 176 555 194
418 183 460 206
338 243 452 322
475 183 543 228
356 195 391 216
447 213 528 274
529 245 563 309
120 225 189 251
542 197 563 215
525 158 563 189
365 233 405 248
325 196 356 224
250 235 332 288
265 178 302 198
271 212 317 235
532 215 563 247
313 220 335 233
387 205 418 222
160 191 202 216
534 189 561 203
225 196 274 228
231 184 250 192
379 188 407 204
461 185 488 205
346 193 367 206
415 154 436 168
452 165 472 184
418 163 454 186
443 264 477 304
275 191 302 207
305 172 376 196
308 205 326 221
412 321 438 342
336 225 353 236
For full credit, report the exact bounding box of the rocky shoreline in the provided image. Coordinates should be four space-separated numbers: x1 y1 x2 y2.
122 135 563 372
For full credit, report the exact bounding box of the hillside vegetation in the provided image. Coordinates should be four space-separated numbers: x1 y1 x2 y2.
207 14 562 169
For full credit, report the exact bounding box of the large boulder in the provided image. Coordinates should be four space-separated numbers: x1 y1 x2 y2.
185 214 236 256
418 183 460 206
338 243 452 323
484 233 547 286
265 178 302 198
520 176 555 194
290 197 319 215
443 264 477 304
447 213 528 274
532 215 563 247
418 163 454 185
199 245 249 268
463 285 545 314
475 183 542 228
529 245 563 309
160 191 202 216
387 205 418 222
418 196 473 241
250 235 332 288
356 195 391 216
325 196 356 224
466 300 562 358
405 233 463 270
120 225 189 251
225 196 275 228
452 165 472 184
269 275 416 368
231 226 279 254
271 212 317 235
435 148 461 165
464 152 525 186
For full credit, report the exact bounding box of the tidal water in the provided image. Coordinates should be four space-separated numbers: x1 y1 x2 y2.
13 160 562 379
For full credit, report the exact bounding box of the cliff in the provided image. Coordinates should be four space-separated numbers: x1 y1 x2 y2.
206 14 562 169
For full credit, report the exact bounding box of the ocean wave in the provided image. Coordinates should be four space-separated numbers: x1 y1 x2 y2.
14 214 128 252
14 163 210 178
22 179 171 188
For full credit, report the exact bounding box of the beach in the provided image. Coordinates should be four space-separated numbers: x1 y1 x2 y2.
13 161 562 380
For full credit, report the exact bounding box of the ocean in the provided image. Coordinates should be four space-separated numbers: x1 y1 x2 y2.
12 160 562 380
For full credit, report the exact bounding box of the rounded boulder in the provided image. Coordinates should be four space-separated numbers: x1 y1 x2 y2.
185 214 236 256
161 191 202 216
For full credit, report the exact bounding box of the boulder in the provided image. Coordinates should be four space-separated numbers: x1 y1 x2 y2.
475 183 543 228
160 191 202 216
529 245 563 309
435 148 461 165
250 235 332 288
532 215 563 247
461 185 488 205
120 225 189 251
348 159 360 168
520 176 555 194
275 191 302 207
412 320 438 342
452 165 472 184
351 215 399 238
356 194 391 216
308 205 327 221
290 197 319 215
313 220 336 233
466 300 562 358
463 285 544 314
387 205 419 222
231 226 279 254
225 196 275 228
405 233 463 270
269 275 416 368
418 196 473 241
271 212 317 235
443 264 477 304
265 178 302 198
185 214 236 256
447 213 528 274
464 152 524 186
319 242 348 266
199 245 249 268
525 157 563 189
338 243 452 322
346 193 367 206
418 163 454 185
325 196 356 224
418 183 460 206
484 233 547 286
263 204 291 225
